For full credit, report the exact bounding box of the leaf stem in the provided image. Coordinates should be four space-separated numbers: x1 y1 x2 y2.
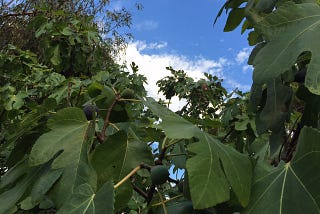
152 194 183 207
114 165 141 189
165 153 188 158
118 98 141 102
109 122 120 131
157 191 168 214
165 139 182 149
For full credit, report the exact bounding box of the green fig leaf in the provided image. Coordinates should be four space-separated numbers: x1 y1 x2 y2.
244 127 320 213
252 2 320 95
143 98 252 209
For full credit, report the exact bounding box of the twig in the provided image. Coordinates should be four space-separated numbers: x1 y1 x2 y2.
97 98 118 143
67 82 72 107
157 191 168 214
74 85 83 106
146 184 156 204
152 194 183 207
278 116 301 163
0 11 37 18
221 128 234 143
2 0 15 10
155 147 168 165
131 178 148 199
118 98 141 102
285 122 303 162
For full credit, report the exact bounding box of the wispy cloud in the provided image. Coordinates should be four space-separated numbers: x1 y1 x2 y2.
236 47 251 64
242 64 253 74
134 20 158 31
134 41 168 51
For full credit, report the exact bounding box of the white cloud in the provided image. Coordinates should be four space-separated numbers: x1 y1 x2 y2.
134 41 168 51
134 20 158 31
236 48 251 64
242 64 253 74
119 41 228 111
225 79 251 92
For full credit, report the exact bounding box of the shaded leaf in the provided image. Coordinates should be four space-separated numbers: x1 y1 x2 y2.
51 45 61 66
0 154 61 213
224 8 245 32
29 107 90 168
57 181 114 214
244 127 320 213
256 79 292 134
91 131 153 209
19 168 63 210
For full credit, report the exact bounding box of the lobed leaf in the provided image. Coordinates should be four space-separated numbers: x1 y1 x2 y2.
252 2 320 95
29 107 89 168
244 127 320 213
143 98 252 209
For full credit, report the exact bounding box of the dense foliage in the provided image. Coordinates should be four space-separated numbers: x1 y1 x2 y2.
0 0 320 213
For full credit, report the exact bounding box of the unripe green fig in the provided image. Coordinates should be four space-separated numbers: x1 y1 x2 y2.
150 165 169 185
83 104 99 120
87 82 104 98
120 88 135 99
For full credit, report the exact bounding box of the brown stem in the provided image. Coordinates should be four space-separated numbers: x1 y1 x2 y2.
155 146 168 165
74 85 83 106
221 127 234 143
0 11 37 18
146 184 156 205
131 178 148 199
67 82 72 107
285 122 303 162
278 116 301 163
97 97 118 143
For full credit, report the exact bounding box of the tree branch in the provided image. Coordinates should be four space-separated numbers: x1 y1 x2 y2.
0 11 37 18
97 97 118 143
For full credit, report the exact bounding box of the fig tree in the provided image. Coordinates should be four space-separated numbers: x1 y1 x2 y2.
83 104 99 120
150 165 169 185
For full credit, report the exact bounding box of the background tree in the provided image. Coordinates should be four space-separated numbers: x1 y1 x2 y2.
1 0 320 213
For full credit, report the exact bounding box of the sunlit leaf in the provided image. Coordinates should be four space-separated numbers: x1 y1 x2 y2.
51 45 61 66
143 98 252 209
252 2 320 95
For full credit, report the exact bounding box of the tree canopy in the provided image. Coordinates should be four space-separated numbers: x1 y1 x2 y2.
1 0 320 213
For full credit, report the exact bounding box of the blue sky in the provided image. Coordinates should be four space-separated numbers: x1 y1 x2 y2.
111 0 253 110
